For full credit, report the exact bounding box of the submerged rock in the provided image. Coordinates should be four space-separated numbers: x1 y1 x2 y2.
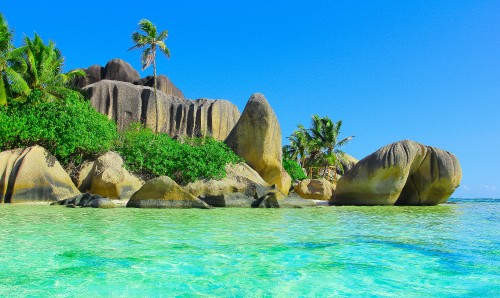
0 146 80 203
53 193 116 208
331 140 462 206
224 93 291 194
127 176 209 208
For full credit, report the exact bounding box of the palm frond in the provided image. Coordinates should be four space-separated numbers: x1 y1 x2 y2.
156 41 170 58
138 19 157 38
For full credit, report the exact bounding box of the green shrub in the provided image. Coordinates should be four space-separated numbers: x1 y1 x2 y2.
115 124 242 184
283 157 307 180
0 91 117 165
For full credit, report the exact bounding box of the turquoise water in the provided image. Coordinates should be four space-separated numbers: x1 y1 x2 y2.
0 199 498 297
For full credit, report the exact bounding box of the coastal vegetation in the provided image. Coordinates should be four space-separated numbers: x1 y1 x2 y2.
0 14 242 184
283 115 354 180
114 124 242 184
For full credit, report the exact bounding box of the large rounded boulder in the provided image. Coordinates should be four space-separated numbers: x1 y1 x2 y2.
294 178 334 201
224 93 291 194
331 140 462 206
134 75 184 98
0 146 80 203
103 58 140 83
79 152 143 200
127 176 209 208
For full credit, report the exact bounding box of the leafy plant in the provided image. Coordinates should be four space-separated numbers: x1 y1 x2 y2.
115 124 242 184
7 34 84 103
0 91 117 165
284 115 354 180
283 157 307 181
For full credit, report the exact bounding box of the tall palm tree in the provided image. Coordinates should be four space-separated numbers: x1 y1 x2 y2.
0 13 29 105
308 115 354 180
9 34 84 103
129 19 170 132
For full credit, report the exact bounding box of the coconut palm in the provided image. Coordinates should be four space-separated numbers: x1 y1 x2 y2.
308 115 354 179
129 19 170 132
284 124 309 167
0 14 29 105
8 34 84 103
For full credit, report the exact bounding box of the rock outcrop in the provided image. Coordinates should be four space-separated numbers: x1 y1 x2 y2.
331 140 462 206
183 163 271 207
134 75 184 98
224 93 291 194
127 176 209 208
53 193 116 208
0 146 80 203
294 178 334 201
73 58 184 98
75 152 143 200
82 80 240 140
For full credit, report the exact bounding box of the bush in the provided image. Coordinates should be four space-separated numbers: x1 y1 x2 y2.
283 157 307 180
115 124 242 184
0 91 117 165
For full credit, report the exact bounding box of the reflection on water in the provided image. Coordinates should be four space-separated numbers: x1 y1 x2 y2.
0 200 498 296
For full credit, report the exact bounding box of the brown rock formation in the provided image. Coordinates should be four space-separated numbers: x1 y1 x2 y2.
331 140 462 206
134 75 184 98
224 93 291 194
0 146 80 203
294 178 334 200
127 176 209 208
78 152 144 200
82 80 240 140
73 58 184 98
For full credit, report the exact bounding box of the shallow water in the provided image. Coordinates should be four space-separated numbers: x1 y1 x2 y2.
0 198 498 297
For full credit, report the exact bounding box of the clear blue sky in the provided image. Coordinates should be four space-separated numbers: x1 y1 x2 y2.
3 1 499 198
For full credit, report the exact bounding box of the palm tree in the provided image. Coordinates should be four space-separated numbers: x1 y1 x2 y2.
129 19 170 132
285 124 309 167
308 115 354 180
8 34 84 103
0 14 29 105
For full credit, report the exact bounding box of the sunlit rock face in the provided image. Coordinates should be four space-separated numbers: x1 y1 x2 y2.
331 140 462 206
0 146 80 203
224 93 291 194
82 80 240 140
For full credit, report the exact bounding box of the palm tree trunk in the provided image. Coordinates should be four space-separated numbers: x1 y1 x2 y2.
153 58 159 133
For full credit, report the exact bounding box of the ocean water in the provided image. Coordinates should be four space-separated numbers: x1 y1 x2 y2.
0 198 498 297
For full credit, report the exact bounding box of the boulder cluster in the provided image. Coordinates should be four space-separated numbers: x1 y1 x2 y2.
0 58 462 208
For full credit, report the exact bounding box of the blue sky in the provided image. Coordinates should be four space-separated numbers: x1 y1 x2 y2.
2 1 499 198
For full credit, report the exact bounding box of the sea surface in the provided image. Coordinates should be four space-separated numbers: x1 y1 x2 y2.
0 198 498 297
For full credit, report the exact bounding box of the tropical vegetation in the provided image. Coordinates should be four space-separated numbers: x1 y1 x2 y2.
114 124 242 184
129 19 170 132
0 91 117 166
0 14 84 105
283 115 354 180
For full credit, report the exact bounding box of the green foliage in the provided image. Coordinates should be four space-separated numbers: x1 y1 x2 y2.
285 115 354 179
283 157 307 181
115 124 242 184
0 91 117 165
7 34 84 103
